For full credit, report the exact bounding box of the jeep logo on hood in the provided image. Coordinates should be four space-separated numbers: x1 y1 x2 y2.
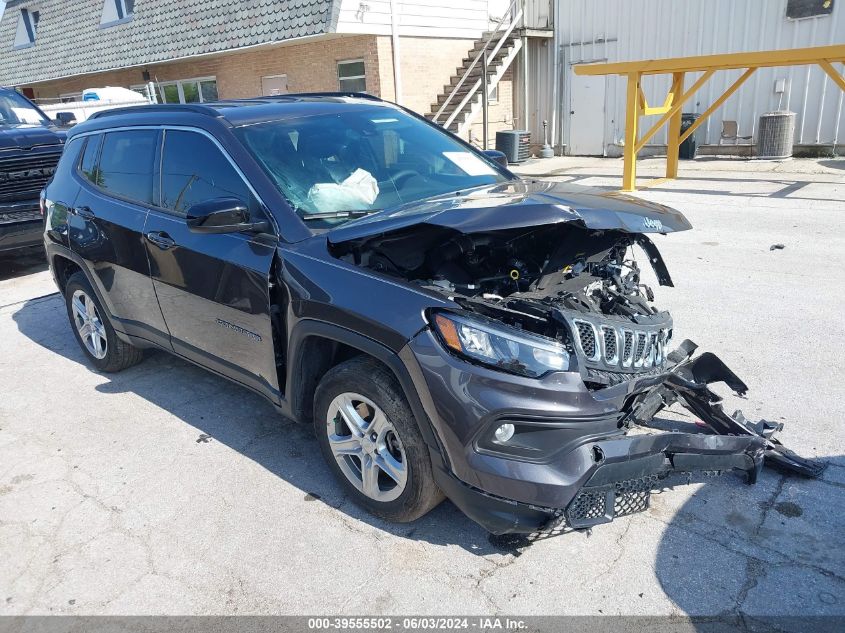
643 217 663 232
0 166 56 182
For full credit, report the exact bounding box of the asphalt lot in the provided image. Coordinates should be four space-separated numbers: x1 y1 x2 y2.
1 157 844 624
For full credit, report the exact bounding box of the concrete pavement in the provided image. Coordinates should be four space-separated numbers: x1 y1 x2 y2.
1 158 843 625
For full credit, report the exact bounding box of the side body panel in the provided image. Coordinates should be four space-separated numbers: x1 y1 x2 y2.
143 210 280 401
65 133 168 346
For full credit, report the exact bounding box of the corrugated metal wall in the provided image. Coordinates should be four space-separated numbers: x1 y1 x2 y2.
533 0 845 153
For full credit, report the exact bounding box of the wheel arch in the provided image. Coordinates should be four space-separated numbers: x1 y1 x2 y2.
50 253 82 292
286 320 443 459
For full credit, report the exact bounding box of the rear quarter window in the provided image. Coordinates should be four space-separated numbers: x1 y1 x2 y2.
53 136 84 177
96 129 158 205
79 134 102 184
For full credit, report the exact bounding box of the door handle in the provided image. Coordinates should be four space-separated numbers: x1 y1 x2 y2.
72 205 95 219
145 231 176 250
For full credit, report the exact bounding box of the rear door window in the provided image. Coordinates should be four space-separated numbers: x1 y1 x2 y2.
160 130 254 217
96 129 158 205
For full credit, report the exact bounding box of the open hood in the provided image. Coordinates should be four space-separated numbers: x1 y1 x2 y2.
327 180 692 244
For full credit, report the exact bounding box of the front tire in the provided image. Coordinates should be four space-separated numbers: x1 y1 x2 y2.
314 356 443 523
64 271 144 372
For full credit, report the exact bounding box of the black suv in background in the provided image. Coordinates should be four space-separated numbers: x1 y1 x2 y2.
0 87 66 253
42 95 818 535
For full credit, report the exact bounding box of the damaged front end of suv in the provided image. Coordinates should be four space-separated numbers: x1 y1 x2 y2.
329 180 824 533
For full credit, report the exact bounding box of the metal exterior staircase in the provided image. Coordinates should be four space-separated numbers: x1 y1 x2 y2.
428 1 524 139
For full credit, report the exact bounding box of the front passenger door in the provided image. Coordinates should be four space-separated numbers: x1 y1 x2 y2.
143 129 280 400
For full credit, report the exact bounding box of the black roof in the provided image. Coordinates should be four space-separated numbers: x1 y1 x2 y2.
81 93 398 127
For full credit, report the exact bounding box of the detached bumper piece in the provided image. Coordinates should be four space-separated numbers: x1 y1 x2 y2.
627 340 827 479
564 432 765 529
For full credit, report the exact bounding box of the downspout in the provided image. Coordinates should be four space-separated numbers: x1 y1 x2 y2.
549 0 561 154
390 0 403 104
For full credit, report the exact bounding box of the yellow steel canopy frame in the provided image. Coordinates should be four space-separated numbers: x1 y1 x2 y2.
574 45 845 191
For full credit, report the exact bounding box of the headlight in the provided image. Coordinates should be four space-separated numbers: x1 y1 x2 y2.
431 311 570 378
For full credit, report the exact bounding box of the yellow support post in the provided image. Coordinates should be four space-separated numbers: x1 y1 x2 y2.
635 70 714 153
665 72 685 180
819 60 845 92
573 45 845 192
622 72 640 192
678 68 757 144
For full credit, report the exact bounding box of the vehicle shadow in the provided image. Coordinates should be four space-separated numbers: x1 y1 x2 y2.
14 293 837 586
10 293 546 556
0 245 48 282
819 159 845 171
652 457 845 631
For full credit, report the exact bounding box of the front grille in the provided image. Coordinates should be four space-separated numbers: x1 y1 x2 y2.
574 321 598 359
614 475 659 517
0 148 62 202
601 326 617 363
566 490 607 524
0 206 41 224
622 331 634 366
561 308 673 380
634 332 648 366
565 474 661 528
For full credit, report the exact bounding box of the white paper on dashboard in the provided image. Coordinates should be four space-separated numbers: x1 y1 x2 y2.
442 152 497 176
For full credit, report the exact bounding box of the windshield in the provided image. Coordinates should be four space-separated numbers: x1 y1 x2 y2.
0 91 49 126
234 106 510 227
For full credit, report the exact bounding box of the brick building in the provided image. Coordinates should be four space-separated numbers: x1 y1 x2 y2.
0 0 522 145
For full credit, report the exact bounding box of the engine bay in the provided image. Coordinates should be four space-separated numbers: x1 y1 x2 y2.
332 223 675 386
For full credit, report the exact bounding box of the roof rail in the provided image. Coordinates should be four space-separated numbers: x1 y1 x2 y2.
88 103 222 120
263 92 386 102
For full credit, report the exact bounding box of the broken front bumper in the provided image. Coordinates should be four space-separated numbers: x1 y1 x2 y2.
434 429 766 534
410 330 823 535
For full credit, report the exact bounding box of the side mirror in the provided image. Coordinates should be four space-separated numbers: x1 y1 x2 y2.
482 149 509 169
186 198 270 234
54 112 77 127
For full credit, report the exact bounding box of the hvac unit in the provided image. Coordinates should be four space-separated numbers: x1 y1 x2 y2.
495 130 532 164
757 111 796 160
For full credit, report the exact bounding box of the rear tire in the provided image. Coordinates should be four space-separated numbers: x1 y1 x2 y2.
314 356 444 523
64 271 144 372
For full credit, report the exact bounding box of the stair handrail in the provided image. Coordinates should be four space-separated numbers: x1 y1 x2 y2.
432 0 524 126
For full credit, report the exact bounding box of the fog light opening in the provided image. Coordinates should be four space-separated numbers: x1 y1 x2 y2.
592 445 605 464
494 423 515 443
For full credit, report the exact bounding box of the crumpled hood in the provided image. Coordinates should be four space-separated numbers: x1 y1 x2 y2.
0 124 66 151
327 180 692 243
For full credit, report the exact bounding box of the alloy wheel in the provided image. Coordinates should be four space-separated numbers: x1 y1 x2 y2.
71 289 108 360
326 392 408 502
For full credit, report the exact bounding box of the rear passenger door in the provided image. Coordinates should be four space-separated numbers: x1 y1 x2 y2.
143 129 280 400
68 129 170 347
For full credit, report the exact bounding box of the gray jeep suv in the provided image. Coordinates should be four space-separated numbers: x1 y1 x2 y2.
42 94 820 535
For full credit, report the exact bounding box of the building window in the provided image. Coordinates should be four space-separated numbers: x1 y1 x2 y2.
130 77 218 104
488 83 499 104
786 0 834 19
101 0 135 27
338 60 366 93
14 9 40 49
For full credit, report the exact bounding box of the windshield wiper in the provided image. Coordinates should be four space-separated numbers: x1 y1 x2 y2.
301 210 381 221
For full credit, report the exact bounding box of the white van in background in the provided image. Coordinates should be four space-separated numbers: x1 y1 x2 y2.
37 86 153 125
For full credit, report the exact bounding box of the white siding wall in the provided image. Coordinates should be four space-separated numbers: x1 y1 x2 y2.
336 0 495 39
545 0 845 153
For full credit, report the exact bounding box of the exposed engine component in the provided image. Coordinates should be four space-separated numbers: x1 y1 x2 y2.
333 223 675 386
